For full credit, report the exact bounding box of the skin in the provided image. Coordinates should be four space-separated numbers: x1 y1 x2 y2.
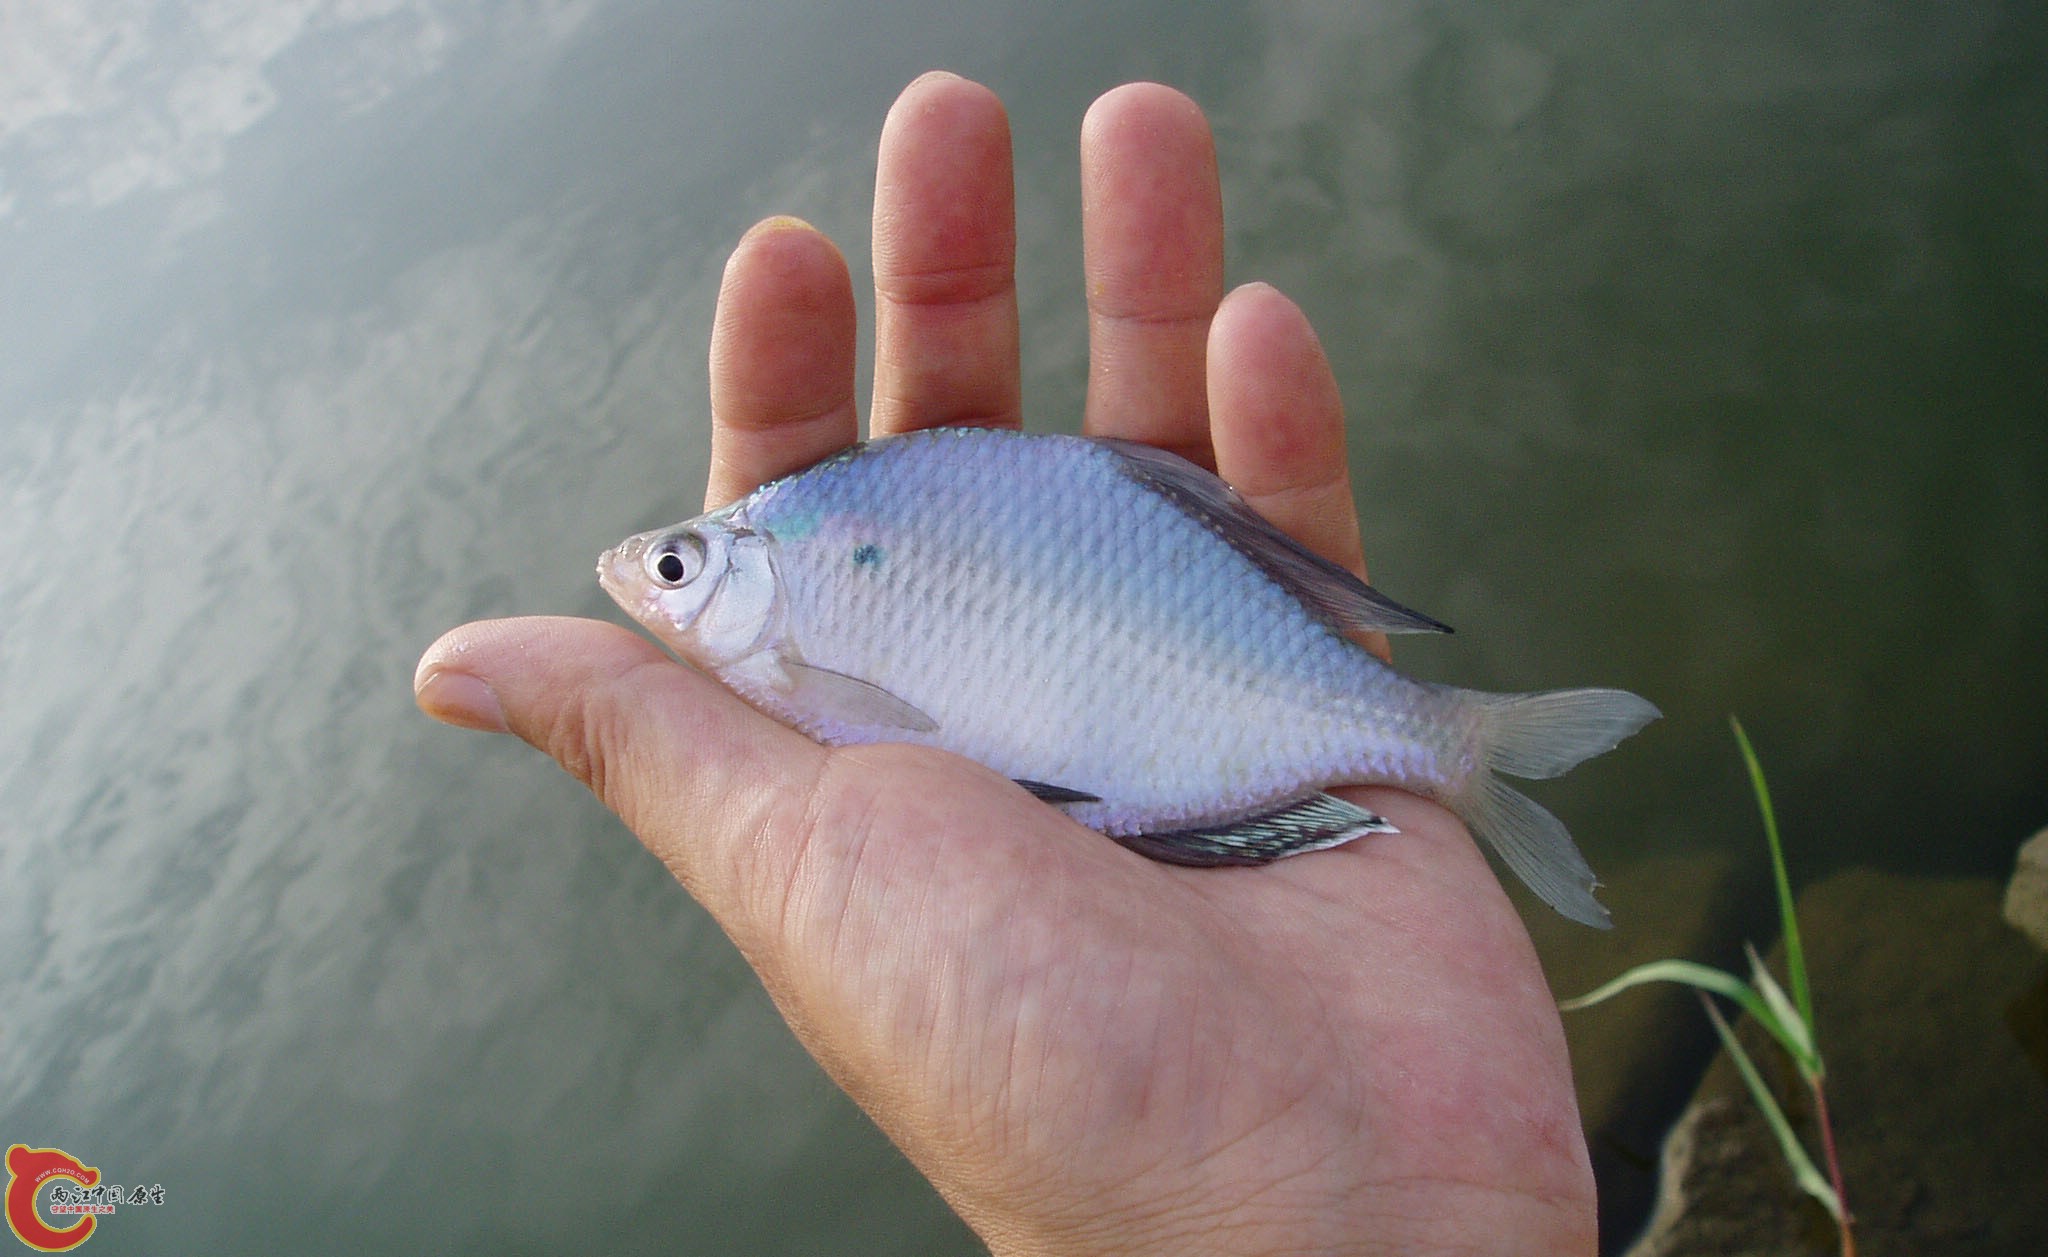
415 73 1596 1256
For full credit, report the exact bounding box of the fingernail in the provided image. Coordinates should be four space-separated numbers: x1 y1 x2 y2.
415 667 509 734
745 214 818 240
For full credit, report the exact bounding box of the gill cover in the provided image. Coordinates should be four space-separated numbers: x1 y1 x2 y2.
638 521 784 666
631 518 937 734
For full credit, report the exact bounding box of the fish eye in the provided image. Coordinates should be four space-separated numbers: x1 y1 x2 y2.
646 533 707 588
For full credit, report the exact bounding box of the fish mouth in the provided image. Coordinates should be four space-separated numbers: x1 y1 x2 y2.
596 532 655 616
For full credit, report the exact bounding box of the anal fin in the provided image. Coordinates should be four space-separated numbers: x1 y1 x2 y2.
1114 793 1398 867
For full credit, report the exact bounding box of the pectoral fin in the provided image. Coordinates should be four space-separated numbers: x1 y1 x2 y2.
782 661 938 733
1114 793 1398 866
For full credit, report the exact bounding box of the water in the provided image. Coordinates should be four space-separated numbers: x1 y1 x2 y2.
3 2 2041 1252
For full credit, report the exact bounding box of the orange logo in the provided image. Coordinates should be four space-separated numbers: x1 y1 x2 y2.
5 1146 100 1251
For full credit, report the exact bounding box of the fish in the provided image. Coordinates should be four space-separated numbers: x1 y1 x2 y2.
598 426 1658 927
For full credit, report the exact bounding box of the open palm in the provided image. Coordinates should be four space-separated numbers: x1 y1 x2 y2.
417 74 1594 1255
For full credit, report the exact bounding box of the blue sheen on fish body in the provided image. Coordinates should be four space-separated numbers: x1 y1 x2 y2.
599 426 1658 927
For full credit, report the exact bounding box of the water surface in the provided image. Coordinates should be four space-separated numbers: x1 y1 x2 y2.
4 1 2041 1251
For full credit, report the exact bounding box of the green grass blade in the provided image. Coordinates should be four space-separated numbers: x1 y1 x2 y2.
1746 944 1820 1078
1559 959 1822 1072
1560 959 1769 1025
1730 716 1814 1029
1699 994 1844 1222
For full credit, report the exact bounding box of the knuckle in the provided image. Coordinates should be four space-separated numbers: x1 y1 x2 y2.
875 259 1014 308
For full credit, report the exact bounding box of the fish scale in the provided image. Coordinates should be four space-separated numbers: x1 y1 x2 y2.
759 438 1351 818
599 426 1658 927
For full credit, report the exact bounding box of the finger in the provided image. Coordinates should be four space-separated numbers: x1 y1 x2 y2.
871 71 1021 435
413 616 827 910
707 217 859 510
1080 83 1224 465
1206 282 1391 662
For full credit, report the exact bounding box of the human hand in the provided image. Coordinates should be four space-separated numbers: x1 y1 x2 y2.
415 72 1595 1256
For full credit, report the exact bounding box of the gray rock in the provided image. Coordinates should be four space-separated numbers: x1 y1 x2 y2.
2003 828 2048 951
1623 870 2048 1256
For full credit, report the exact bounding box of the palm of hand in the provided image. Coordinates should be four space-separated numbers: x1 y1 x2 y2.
418 73 1594 1255
765 740 1588 1252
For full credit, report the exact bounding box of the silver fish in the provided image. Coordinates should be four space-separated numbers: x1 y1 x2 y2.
599 426 1657 927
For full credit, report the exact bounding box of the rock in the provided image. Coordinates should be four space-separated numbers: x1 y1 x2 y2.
1623 869 2048 1256
1626 1094 1831 1257
2003 828 2048 951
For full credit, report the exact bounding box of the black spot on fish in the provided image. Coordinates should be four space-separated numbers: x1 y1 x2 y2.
852 543 882 569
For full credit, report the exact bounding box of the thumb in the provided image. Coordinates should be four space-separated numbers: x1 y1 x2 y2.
412 615 828 907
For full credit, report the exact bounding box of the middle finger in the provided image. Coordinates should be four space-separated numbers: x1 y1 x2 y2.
1079 83 1225 466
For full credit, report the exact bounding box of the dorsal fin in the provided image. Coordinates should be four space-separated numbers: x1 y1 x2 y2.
1098 439 1452 636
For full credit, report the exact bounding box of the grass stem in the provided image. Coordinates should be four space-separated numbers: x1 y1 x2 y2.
1564 718 1855 1254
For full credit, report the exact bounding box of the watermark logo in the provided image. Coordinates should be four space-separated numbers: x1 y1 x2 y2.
5 1146 164 1252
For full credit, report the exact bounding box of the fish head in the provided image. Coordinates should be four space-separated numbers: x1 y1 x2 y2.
598 515 783 667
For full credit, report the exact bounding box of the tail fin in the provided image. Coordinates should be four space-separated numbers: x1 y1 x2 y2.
1452 688 1660 929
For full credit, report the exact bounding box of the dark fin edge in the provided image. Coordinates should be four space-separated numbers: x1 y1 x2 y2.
1015 780 1103 804
1113 793 1399 867
1098 438 1453 636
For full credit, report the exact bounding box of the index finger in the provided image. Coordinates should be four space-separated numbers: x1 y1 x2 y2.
705 217 860 509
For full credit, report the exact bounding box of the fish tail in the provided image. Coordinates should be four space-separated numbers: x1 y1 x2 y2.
1450 688 1661 929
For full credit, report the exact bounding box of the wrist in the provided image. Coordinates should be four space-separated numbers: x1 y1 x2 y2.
967 1166 1595 1257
